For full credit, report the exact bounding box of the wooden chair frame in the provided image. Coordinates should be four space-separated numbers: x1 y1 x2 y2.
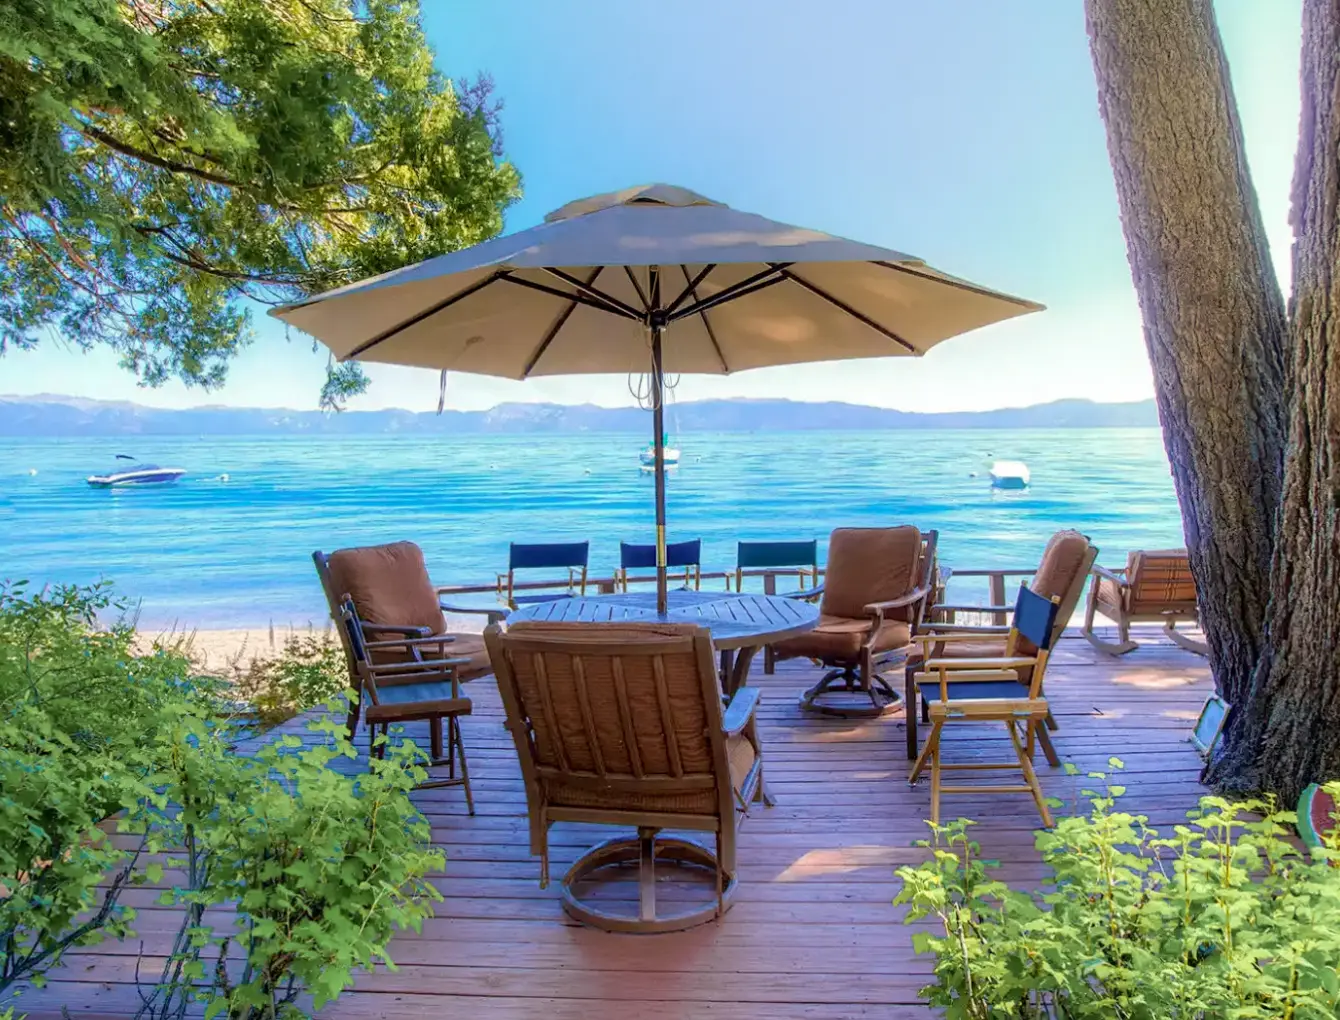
339 600 475 810
484 622 767 933
779 530 938 717
909 588 1062 827
313 549 501 740
1081 552 1207 656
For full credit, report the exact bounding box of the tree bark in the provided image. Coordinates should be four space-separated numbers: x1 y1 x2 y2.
1206 0 1340 798
1084 0 1289 710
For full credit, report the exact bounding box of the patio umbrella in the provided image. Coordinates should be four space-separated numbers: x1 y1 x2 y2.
273 184 1042 613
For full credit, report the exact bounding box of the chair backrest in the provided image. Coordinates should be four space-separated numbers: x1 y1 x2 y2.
484 622 731 820
1024 530 1098 653
735 539 818 590
620 539 701 570
1126 549 1197 612
314 542 445 682
503 541 590 603
819 526 925 622
1006 585 1062 697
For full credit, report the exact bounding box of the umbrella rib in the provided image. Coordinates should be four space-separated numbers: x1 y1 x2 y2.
667 264 793 322
678 264 729 373
542 267 645 320
522 266 604 378
623 266 651 312
774 266 917 353
498 274 642 320
873 261 1044 309
665 264 717 316
345 270 506 359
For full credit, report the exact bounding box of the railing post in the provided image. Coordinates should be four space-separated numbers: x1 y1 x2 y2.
989 573 1007 626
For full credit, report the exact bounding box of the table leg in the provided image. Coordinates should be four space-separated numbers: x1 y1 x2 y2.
719 648 733 697
728 645 760 697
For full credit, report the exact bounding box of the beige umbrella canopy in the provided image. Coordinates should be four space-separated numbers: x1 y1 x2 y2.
273 184 1043 611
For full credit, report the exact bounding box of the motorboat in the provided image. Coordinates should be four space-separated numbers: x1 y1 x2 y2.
989 460 1030 489
87 455 185 488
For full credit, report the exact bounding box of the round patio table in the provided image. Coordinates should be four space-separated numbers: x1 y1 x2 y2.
506 589 819 696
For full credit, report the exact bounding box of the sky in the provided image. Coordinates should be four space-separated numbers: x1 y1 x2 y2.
0 0 1303 413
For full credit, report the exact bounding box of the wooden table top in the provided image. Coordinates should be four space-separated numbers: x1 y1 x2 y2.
506 590 819 649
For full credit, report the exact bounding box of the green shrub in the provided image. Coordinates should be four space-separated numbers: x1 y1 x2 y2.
229 633 350 729
132 715 444 1020
895 769 1340 1019
0 581 209 994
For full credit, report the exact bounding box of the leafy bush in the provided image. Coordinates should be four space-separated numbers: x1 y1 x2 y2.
895 769 1340 1019
133 716 443 1019
0 581 209 993
228 632 350 729
0 583 441 1019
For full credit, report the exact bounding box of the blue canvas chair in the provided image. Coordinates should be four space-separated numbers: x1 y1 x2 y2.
616 539 702 592
498 541 590 609
732 540 819 594
909 584 1063 827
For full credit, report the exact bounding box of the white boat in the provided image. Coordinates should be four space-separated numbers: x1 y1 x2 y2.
989 460 1030 489
638 441 680 470
88 455 185 488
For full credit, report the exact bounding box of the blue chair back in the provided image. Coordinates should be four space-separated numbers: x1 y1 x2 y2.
618 539 702 591
620 539 701 570
735 539 819 592
1013 584 1062 651
509 542 589 571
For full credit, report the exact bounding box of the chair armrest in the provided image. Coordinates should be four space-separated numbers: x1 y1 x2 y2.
365 634 458 650
369 655 473 674
1091 565 1129 586
722 686 762 737
914 632 1008 647
784 583 825 602
361 622 433 638
923 655 1039 671
864 585 931 618
921 623 1011 635
440 601 506 624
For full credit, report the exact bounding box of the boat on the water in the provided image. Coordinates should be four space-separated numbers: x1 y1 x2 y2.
989 460 1030 489
638 437 680 471
87 455 185 488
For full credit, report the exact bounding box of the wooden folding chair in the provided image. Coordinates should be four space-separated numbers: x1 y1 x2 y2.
909 585 1063 827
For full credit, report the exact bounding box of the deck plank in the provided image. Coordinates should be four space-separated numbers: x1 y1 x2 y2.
18 627 1213 1019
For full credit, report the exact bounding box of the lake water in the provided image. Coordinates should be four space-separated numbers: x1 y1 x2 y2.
0 430 1183 628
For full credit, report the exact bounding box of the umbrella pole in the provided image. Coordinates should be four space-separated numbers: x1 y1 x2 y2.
651 322 668 615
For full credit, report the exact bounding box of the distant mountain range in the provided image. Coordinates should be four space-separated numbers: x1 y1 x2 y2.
0 394 1159 437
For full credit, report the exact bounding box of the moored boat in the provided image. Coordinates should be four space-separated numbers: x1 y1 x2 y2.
87 455 185 488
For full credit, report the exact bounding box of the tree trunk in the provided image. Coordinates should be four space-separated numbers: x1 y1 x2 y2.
1084 0 1289 710
1206 0 1340 799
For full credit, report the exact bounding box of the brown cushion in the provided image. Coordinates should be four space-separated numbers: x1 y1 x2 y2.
1127 549 1198 612
1017 530 1091 655
326 541 445 634
908 635 1035 684
774 616 911 664
820 527 923 621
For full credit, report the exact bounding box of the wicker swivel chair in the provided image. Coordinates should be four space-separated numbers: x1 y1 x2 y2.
772 527 937 717
484 621 768 933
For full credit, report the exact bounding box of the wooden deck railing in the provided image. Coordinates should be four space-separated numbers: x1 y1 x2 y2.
437 564 1056 623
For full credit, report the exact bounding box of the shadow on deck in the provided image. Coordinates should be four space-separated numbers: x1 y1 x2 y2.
22 629 1212 1019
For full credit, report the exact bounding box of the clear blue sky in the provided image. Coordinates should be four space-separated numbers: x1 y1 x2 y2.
3 0 1302 413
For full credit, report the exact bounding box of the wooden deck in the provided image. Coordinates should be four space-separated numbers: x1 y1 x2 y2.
23 629 1212 1019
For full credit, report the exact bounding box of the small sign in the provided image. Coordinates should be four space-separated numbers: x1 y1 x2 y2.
1191 695 1230 757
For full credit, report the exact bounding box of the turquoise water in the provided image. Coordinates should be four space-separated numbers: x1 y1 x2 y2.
0 430 1183 628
